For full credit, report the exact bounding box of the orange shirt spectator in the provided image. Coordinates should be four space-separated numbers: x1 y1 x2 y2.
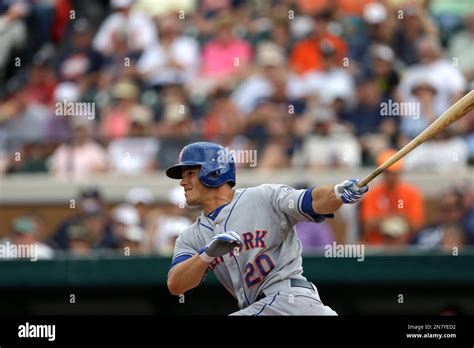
360 149 425 245
338 0 377 16
290 31 347 75
297 0 375 16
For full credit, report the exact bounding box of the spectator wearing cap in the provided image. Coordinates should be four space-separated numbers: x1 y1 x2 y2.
92 0 157 55
107 105 159 175
410 189 468 250
137 13 200 87
290 11 348 75
397 37 466 118
50 187 119 250
49 123 108 180
293 104 361 169
360 149 425 246
0 215 54 260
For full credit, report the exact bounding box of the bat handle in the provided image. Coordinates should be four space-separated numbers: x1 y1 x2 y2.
357 167 384 188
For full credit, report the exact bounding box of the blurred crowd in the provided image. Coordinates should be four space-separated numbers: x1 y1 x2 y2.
1 168 473 259
0 0 473 176
0 0 473 257
0 185 195 258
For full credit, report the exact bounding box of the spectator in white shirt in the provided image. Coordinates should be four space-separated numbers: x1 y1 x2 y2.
137 13 200 87
303 39 356 109
398 37 466 117
404 130 469 172
92 0 157 55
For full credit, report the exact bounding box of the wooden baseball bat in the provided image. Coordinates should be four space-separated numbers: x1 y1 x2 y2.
358 90 474 187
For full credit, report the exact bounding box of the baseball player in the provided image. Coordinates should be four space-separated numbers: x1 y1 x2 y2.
166 142 368 315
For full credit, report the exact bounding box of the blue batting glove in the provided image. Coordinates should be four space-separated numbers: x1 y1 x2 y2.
199 231 243 262
334 179 369 204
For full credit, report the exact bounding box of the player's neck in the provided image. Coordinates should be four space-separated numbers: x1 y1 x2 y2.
202 189 234 215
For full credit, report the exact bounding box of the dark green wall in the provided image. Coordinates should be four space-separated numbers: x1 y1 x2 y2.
1 251 473 315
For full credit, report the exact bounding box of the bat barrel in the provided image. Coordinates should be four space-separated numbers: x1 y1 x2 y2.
357 90 474 188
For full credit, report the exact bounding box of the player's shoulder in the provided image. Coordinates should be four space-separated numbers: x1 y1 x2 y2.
176 219 199 238
243 183 298 198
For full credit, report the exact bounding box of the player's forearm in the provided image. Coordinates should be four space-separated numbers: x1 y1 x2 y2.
311 186 343 215
167 255 209 296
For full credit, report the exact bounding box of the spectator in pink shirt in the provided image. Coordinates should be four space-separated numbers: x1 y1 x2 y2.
49 124 108 180
100 80 148 141
196 15 252 95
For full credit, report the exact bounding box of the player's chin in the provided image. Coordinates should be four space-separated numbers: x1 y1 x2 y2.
184 196 198 206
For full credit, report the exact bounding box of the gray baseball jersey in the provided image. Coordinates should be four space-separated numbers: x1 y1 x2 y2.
169 184 337 315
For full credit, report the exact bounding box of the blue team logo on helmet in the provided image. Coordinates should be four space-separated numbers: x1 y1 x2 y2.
166 142 236 187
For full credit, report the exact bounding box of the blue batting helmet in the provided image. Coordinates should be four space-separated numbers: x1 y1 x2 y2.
166 142 236 187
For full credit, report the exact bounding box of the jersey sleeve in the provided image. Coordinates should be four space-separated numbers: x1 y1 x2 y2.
169 225 199 271
261 184 334 227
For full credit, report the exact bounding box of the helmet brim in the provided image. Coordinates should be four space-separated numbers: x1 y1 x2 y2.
165 162 202 179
